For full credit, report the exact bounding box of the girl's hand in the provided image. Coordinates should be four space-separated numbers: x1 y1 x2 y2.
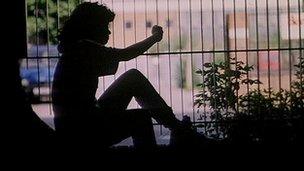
151 25 163 42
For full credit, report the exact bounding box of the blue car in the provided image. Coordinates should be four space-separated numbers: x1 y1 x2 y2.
20 67 55 86
20 45 58 103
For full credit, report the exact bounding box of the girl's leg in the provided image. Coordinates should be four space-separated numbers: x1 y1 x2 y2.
97 69 207 147
100 109 157 148
97 69 180 128
98 69 169 110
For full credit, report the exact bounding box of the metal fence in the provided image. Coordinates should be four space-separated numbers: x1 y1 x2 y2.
22 0 303 137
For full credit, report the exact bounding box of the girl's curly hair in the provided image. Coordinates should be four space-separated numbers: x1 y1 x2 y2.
58 2 115 53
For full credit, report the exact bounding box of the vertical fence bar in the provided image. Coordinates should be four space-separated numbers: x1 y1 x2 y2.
198 0 207 135
233 0 239 114
287 0 293 113
254 0 261 116
35 0 41 98
211 0 219 135
189 0 195 122
222 0 227 54
23 0 28 60
298 0 303 100
46 0 52 114
156 0 163 134
255 0 260 94
245 0 250 115
277 0 282 101
178 0 184 116
222 0 229 136
156 0 161 95
166 0 173 109
56 0 60 57
211 0 215 55
266 0 271 98
25 0 29 71
132 0 140 109
222 0 228 117
145 0 150 80
165 0 173 140
200 0 207 134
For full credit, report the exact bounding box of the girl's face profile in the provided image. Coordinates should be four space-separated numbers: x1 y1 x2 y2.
95 23 111 45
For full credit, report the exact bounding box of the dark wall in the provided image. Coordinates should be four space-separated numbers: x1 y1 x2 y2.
5 0 54 144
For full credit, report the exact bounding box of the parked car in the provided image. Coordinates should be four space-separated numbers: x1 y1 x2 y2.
20 44 58 103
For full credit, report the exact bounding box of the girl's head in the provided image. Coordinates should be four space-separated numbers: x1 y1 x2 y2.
58 2 115 52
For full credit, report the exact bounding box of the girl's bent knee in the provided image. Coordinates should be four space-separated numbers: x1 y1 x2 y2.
126 68 141 75
125 69 145 78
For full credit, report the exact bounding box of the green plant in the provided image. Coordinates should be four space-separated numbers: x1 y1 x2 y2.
194 56 259 138
195 54 304 143
27 0 79 45
292 55 304 111
195 57 259 116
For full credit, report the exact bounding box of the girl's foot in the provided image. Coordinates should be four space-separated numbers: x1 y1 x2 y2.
169 116 214 147
148 107 180 129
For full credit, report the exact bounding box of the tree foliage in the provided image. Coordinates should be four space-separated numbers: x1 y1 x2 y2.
27 0 80 45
